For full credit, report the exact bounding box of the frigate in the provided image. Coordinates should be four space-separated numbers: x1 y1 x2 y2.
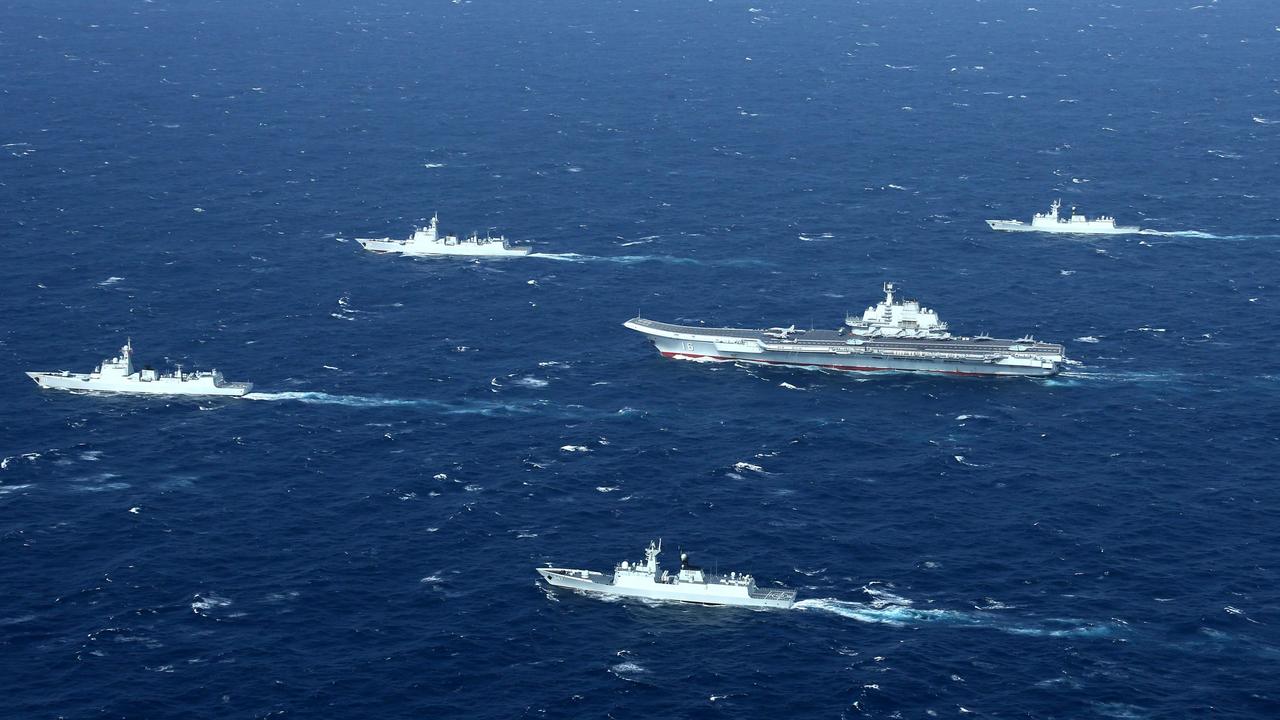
356 214 530 257
624 283 1067 377
537 540 796 609
25 340 252 397
986 199 1140 235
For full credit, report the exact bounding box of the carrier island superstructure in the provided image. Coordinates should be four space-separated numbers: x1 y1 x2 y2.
624 283 1067 377
537 540 796 609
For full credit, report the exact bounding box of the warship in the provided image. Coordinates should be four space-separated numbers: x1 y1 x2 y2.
537 540 796 609
624 283 1067 377
986 199 1140 235
356 214 530 257
25 340 252 397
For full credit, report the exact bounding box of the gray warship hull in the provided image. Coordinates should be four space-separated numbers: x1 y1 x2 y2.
26 371 252 396
624 318 1064 377
537 568 795 609
986 219 1140 235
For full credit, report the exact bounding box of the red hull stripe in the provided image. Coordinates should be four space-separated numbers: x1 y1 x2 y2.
657 351 1012 377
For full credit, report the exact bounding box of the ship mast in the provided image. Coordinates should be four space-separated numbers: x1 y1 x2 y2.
645 539 661 573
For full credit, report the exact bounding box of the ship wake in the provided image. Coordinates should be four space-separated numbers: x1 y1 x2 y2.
241 391 545 415
1053 369 1181 384
1138 229 1280 241
793 589 1118 638
528 252 764 268
528 252 702 266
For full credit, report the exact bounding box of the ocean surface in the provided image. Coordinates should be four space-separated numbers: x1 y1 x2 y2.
2 0 1279 717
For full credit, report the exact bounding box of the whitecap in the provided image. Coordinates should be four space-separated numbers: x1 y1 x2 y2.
560 445 590 453
191 593 233 615
609 661 649 682
1074 336 1100 343
733 461 765 473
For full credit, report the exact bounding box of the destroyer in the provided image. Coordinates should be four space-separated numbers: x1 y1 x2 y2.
986 199 1139 235
624 283 1066 377
26 340 252 397
356 214 530 257
537 539 796 609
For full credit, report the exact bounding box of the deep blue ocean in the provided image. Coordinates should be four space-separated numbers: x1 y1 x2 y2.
3 0 1279 717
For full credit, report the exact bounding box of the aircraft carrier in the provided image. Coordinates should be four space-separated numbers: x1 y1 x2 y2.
624 283 1067 377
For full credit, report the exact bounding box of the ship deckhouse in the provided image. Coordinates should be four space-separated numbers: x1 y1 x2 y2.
1030 199 1120 230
